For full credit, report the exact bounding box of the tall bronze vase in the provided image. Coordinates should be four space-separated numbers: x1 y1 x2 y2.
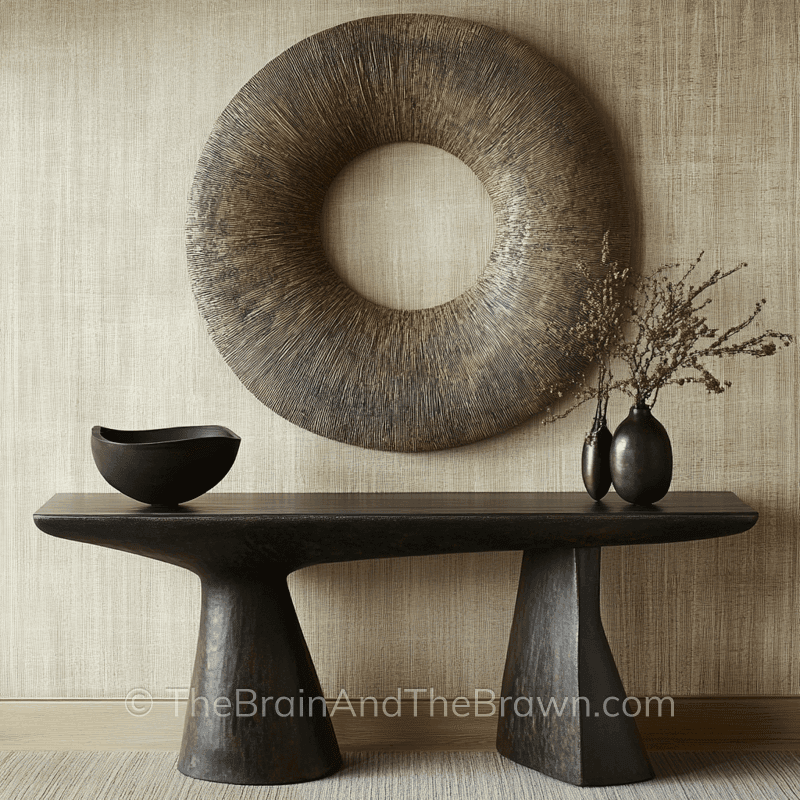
609 405 672 505
581 401 613 501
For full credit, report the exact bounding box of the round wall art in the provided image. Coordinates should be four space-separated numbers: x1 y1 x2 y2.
186 14 629 452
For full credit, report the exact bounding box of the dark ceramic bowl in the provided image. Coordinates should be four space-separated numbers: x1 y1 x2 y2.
91 425 241 506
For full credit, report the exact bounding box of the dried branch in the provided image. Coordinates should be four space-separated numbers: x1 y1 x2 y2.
542 240 793 423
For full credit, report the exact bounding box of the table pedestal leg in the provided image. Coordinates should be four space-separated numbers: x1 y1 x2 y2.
178 574 342 785
496 547 654 786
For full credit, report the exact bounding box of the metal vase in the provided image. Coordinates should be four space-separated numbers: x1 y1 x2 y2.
609 405 672 505
582 404 613 501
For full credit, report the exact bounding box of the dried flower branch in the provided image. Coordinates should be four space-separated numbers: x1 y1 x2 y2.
543 232 630 421
543 240 793 422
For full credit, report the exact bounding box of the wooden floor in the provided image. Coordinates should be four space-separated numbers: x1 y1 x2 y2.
0 751 798 799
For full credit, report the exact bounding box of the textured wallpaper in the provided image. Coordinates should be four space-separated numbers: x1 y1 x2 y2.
2 0 797 699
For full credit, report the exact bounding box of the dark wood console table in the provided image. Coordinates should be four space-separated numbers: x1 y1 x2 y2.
33 492 758 787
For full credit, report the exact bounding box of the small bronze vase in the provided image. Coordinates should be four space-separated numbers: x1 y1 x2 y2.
582 403 612 501
609 404 672 505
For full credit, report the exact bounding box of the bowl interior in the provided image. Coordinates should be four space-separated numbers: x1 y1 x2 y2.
93 425 239 445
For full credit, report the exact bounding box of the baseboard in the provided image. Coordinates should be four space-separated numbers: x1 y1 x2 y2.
1 697 798 751
635 697 800 751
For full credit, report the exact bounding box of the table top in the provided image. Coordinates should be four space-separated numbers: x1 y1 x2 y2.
33 492 758 577
35 491 755 519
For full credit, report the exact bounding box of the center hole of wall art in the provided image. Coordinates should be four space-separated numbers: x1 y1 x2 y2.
321 143 495 310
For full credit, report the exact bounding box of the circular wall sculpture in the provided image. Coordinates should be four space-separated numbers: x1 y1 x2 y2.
187 14 629 452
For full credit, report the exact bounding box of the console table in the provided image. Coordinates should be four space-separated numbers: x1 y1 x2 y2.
33 492 758 787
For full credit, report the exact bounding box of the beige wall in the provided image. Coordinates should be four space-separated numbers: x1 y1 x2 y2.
3 0 798 701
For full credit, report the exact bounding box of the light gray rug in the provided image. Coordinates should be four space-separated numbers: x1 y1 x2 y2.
0 751 798 800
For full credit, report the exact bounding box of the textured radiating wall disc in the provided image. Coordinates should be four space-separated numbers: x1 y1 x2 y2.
187 14 629 452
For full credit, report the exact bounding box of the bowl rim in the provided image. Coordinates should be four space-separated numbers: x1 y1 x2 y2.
91 425 240 446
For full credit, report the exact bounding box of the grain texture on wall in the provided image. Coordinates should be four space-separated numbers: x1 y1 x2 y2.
2 0 797 699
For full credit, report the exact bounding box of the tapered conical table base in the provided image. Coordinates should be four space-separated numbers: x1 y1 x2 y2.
497 547 654 786
177 575 341 785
